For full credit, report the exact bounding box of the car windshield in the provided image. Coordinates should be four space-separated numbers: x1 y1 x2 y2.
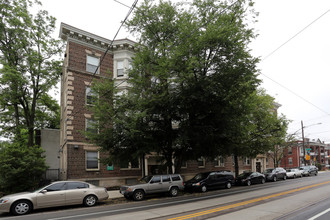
192 173 210 181
287 169 292 172
140 176 152 183
238 172 252 178
263 169 274 174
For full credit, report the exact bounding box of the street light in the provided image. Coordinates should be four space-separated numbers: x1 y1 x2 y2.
301 121 322 166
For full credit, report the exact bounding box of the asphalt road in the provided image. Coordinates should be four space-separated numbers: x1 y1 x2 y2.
1 172 330 220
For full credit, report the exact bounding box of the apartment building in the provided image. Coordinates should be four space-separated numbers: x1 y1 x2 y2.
280 139 330 169
58 23 274 187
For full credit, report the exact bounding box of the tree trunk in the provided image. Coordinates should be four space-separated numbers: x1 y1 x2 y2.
234 155 239 177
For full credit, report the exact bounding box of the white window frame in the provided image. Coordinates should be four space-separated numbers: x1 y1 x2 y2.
244 157 251 165
86 151 99 171
214 156 225 167
197 157 205 168
116 60 124 77
288 157 293 165
86 55 100 74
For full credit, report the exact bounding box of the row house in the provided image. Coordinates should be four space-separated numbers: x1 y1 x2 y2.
280 139 330 169
59 23 274 187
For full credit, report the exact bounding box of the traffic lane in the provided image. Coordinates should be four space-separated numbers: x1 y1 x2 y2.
275 194 330 220
161 180 330 220
208 180 330 220
0 172 329 220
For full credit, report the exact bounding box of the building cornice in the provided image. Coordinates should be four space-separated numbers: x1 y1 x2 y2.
59 23 137 52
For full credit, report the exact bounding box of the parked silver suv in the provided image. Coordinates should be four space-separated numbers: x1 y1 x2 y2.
120 174 184 201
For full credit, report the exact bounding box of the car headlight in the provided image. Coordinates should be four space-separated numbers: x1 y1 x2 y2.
0 198 9 204
192 183 200 186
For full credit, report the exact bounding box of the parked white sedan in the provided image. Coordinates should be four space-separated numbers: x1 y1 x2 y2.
0 181 109 215
286 168 302 178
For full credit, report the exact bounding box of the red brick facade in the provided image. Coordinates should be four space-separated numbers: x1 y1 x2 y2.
280 140 330 169
59 23 276 187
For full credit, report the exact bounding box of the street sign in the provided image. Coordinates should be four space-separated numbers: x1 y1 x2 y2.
305 155 310 160
305 148 311 151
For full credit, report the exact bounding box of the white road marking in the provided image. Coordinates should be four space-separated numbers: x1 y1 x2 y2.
307 208 330 220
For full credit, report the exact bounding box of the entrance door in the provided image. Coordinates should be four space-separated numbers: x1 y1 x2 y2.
256 162 261 173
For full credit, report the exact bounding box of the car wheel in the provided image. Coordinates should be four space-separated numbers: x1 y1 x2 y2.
246 180 251 186
133 190 145 201
315 172 318 176
293 175 296 179
84 195 97 207
169 187 179 197
11 200 32 215
273 176 277 182
201 185 207 192
261 178 265 184
283 175 287 180
226 182 232 189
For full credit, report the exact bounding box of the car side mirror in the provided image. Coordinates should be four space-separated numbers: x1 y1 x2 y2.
40 189 47 194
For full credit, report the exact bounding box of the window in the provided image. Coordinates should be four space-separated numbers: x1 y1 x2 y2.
266 158 269 165
171 175 181 181
86 151 99 170
67 182 89 190
120 158 140 169
86 55 99 74
175 159 187 169
162 175 171 182
117 61 124 77
197 157 205 167
86 118 98 134
45 182 66 192
288 158 293 165
151 176 161 183
86 87 98 105
244 157 251 165
214 156 224 167
288 147 292 155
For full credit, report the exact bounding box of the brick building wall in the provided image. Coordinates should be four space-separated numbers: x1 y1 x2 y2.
59 23 276 187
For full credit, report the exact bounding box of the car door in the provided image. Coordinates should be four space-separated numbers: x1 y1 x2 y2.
161 175 171 192
65 182 89 205
147 176 162 194
250 173 257 184
207 173 218 189
36 182 66 208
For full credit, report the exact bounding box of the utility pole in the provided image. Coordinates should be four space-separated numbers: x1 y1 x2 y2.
301 120 305 166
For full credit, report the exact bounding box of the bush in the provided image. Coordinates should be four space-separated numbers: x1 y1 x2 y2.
0 142 48 194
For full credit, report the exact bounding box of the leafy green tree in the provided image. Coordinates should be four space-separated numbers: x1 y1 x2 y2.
0 0 63 146
89 0 288 173
0 140 47 193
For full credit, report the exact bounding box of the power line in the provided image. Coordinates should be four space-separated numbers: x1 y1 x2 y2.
259 9 330 116
65 0 138 123
262 9 330 61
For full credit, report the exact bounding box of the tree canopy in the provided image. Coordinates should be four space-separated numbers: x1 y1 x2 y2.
0 0 63 146
88 0 288 173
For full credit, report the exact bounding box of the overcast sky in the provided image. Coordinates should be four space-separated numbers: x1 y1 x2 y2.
39 0 330 143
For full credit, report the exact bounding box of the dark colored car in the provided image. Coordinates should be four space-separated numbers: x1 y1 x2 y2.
184 171 234 192
263 167 287 182
300 165 318 176
235 172 266 186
